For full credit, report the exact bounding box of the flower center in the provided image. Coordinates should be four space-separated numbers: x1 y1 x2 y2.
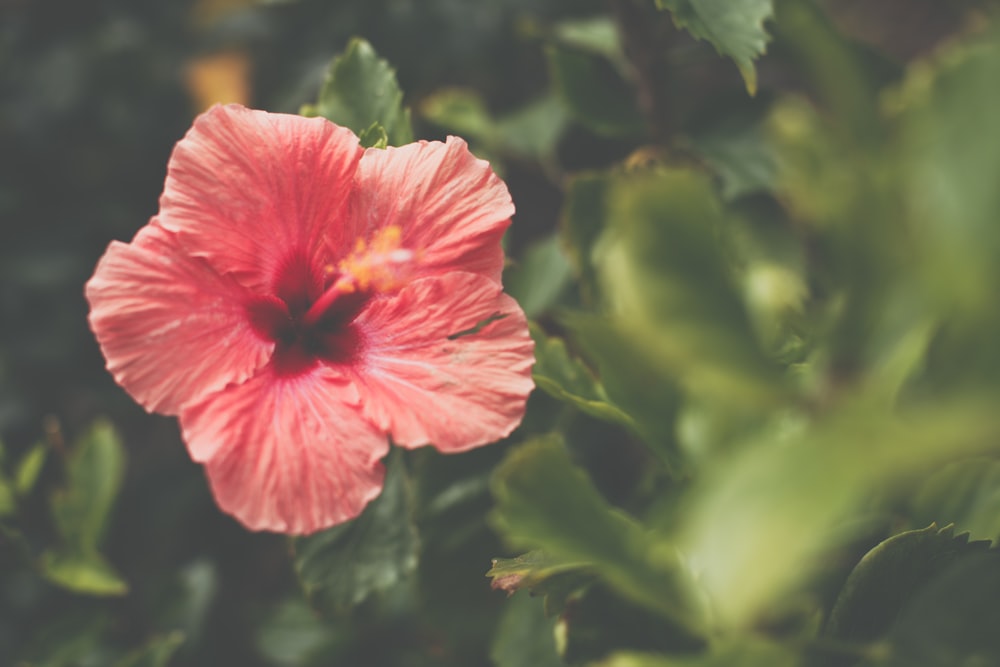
245 226 414 376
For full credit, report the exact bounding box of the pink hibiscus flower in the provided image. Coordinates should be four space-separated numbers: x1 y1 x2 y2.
85 104 534 535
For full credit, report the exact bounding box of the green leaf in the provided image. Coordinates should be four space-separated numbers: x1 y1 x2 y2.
596 167 787 406
562 315 685 472
0 522 33 564
504 236 573 319
879 551 1000 667
494 93 568 161
596 638 799 666
688 115 777 200
773 0 882 143
293 451 418 610
678 397 1000 628
672 396 768 466
0 474 14 517
39 548 128 596
357 122 388 149
157 559 217 646
490 435 706 636
655 0 774 95
765 93 911 379
50 419 125 552
420 88 496 143
490 591 562 667
552 16 626 69
765 96 863 229
487 550 593 598
15 441 48 496
895 33 1000 316
19 610 111 667
910 459 1000 544
257 597 340 667
315 37 413 146
546 44 645 138
561 171 608 304
114 632 185 667
0 440 14 516
826 524 990 646
558 584 705 663
420 90 567 162
530 325 634 429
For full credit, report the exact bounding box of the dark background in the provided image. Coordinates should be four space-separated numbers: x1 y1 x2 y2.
0 1 976 665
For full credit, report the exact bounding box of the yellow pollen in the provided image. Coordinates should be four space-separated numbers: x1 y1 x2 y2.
338 225 415 293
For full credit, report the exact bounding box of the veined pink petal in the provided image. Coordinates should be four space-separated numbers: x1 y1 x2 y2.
159 104 363 292
85 221 272 415
180 364 388 534
350 137 513 283
352 272 534 452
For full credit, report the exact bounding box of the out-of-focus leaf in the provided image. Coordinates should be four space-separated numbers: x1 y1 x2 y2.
558 584 705 664
774 0 882 142
421 90 567 162
672 397 771 467
547 44 645 138
0 522 32 563
766 97 861 228
420 473 490 522
561 171 608 304
688 117 777 200
50 420 125 552
552 16 625 69
19 610 111 667
678 397 1000 628
768 91 921 388
314 37 412 146
530 325 633 429
420 88 496 142
878 551 1000 667
490 435 706 636
494 93 568 161
15 441 47 496
859 307 935 408
39 549 128 597
596 638 799 666
0 474 13 517
895 32 1000 316
114 632 185 667
825 525 990 646
293 451 418 610
157 560 218 646
740 262 808 358
505 236 573 318
596 167 787 407
490 591 562 667
257 597 339 667
655 0 774 95
910 460 1000 543
562 315 684 472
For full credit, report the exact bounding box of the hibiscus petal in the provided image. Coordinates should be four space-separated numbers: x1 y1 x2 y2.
159 104 363 291
85 220 273 415
350 137 513 283
352 272 535 452
180 364 388 534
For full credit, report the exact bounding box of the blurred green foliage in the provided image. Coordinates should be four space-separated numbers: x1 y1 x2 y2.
5 0 1000 665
